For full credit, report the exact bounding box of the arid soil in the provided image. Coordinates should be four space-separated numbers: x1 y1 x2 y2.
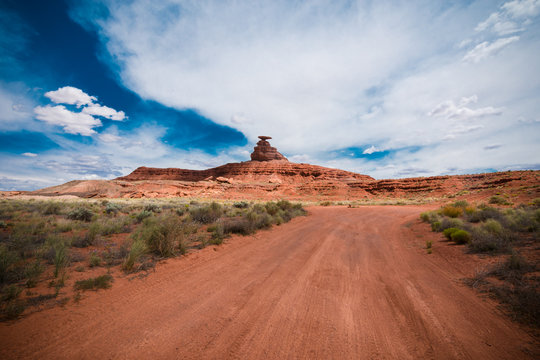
1 206 537 359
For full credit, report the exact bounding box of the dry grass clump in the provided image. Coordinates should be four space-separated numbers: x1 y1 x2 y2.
74 274 113 291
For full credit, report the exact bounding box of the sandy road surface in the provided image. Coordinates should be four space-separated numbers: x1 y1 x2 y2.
1 206 537 359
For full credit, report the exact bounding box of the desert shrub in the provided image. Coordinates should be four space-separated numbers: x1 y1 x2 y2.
452 200 469 208
122 238 147 271
105 202 122 214
221 218 252 235
24 260 44 288
0 220 6 229
489 195 511 205
440 206 462 218
246 210 272 230
89 252 102 267
482 219 503 235
468 228 512 253
233 201 249 209
43 202 62 215
264 202 280 216
136 210 152 223
175 207 186 216
210 223 225 245
507 251 530 271
431 221 442 232
48 240 69 278
134 216 184 257
443 227 460 240
451 229 471 244
465 206 504 223
144 204 162 213
55 219 73 233
94 217 131 235
67 207 93 222
420 212 430 223
0 245 19 283
440 217 464 231
506 208 539 232
1 284 22 302
190 202 223 224
74 274 113 291
1 299 26 319
276 200 293 211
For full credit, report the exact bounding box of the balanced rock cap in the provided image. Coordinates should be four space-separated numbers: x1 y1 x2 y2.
250 136 288 162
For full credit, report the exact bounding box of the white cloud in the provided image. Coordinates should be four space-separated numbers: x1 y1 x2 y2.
82 104 126 121
502 0 540 18
61 0 540 179
99 133 122 143
428 96 503 121
21 152 37 157
34 104 102 136
363 146 381 155
34 86 127 135
45 86 97 107
463 36 520 63
476 0 540 34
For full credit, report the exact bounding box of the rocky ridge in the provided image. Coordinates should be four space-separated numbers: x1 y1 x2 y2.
20 136 539 201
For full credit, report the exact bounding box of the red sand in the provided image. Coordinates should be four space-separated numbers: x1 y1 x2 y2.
1 206 537 359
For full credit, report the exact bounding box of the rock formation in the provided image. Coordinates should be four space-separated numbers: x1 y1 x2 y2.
24 135 539 201
250 136 288 161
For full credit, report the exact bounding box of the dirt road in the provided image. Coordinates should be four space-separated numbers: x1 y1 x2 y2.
1 206 537 359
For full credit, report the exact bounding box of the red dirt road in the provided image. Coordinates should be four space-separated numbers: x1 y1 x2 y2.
1 206 537 359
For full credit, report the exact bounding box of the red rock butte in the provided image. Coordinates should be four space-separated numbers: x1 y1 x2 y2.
251 136 288 162
23 135 540 201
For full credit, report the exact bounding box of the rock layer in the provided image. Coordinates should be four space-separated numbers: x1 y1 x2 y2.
250 136 288 161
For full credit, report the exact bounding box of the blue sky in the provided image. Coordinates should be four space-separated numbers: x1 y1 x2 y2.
1 0 539 190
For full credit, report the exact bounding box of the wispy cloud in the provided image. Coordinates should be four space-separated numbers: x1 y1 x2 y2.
463 36 520 63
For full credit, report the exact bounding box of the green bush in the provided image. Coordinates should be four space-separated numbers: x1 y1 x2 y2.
134 216 185 257
144 204 162 213
136 210 152 223
443 227 460 240
122 238 147 271
24 260 44 288
43 202 62 215
489 195 511 205
74 274 113 291
105 202 122 214
0 244 19 283
89 252 102 267
431 221 442 232
52 241 69 278
452 200 469 208
440 206 462 218
440 217 464 231
190 202 223 224
67 207 93 222
420 212 430 223
1 284 22 302
451 230 471 244
482 219 503 235
1 298 25 319
233 201 249 209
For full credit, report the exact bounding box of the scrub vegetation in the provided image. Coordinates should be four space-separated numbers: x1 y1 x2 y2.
0 198 306 320
420 199 539 327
